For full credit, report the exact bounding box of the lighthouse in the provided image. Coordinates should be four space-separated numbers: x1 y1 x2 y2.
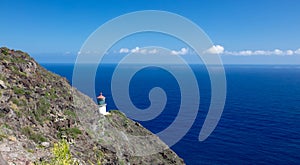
97 92 109 115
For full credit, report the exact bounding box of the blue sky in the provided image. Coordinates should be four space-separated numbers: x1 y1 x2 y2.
1 0 300 64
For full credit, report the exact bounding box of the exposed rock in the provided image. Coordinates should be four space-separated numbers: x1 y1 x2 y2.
0 153 8 165
0 80 6 89
7 136 16 142
0 47 184 164
41 142 50 148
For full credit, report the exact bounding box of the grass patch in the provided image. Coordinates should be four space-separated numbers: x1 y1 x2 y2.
63 109 76 119
0 74 5 81
21 126 47 143
0 134 7 141
66 127 82 139
13 86 25 95
20 97 28 106
58 127 82 139
1 123 11 129
11 56 26 63
109 110 126 116
9 65 27 77
45 88 58 100
34 97 50 123
11 98 20 106
9 102 21 117
93 148 104 164
1 48 9 55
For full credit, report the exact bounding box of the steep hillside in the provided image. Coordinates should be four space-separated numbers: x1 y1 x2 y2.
0 47 184 164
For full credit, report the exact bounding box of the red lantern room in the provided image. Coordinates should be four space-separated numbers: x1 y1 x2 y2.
97 92 106 105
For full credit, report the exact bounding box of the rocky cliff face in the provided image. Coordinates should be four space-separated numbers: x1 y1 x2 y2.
0 47 184 164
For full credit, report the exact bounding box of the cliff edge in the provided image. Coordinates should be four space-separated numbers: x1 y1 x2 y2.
0 47 184 164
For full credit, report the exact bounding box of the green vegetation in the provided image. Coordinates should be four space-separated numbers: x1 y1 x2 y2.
123 120 129 127
1 48 8 55
11 98 20 106
21 126 47 143
25 89 32 96
66 127 82 139
10 55 26 63
13 86 25 95
36 139 79 165
9 102 21 117
8 64 27 77
14 108 22 117
20 97 28 106
10 65 20 75
109 110 125 116
45 88 58 100
64 109 77 119
34 97 51 123
109 110 129 127
0 74 5 81
58 127 82 139
91 147 104 165
118 160 125 165
51 140 77 165
0 134 7 141
0 128 7 141
1 123 11 129
0 123 11 141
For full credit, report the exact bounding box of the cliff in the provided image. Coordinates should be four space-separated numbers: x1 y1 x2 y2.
0 47 184 164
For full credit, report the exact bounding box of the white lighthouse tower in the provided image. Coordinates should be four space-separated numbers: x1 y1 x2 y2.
97 92 109 115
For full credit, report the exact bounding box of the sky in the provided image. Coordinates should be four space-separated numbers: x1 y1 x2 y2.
1 0 300 64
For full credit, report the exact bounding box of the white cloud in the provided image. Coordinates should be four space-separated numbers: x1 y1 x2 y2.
118 46 300 56
205 45 224 54
253 50 270 55
240 50 253 56
171 48 189 55
286 50 294 55
148 49 158 54
131 47 140 53
118 47 189 55
295 48 300 55
119 48 129 53
224 48 300 56
119 47 160 55
140 49 147 54
274 49 283 55
118 47 154 54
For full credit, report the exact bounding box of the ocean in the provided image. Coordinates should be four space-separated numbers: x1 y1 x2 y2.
42 63 300 164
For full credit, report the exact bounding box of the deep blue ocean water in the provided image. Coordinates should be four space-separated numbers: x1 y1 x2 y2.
42 63 300 164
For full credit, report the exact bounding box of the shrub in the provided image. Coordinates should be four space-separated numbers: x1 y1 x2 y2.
57 127 82 140
36 139 79 165
0 132 7 141
63 109 77 119
35 98 50 123
52 139 76 165
2 49 8 55
66 127 82 139
21 126 47 143
13 86 25 95
0 74 5 81
11 98 20 106
45 88 58 100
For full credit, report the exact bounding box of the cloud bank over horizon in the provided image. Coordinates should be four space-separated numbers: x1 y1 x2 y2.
117 45 300 56
117 47 190 55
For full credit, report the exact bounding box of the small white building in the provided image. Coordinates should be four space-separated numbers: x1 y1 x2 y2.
97 92 109 115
